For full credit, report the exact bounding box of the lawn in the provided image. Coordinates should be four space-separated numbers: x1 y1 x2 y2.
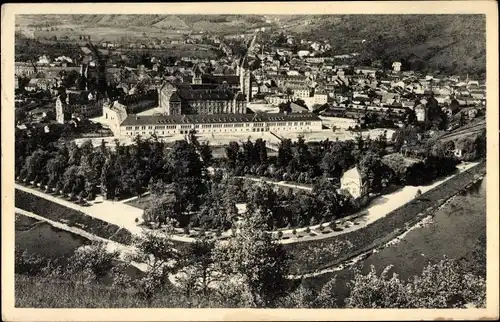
125 194 153 210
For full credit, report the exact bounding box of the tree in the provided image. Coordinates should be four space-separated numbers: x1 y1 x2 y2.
345 265 411 308
344 258 486 308
381 153 407 184
407 258 486 308
62 165 82 195
316 277 339 308
199 142 213 167
127 225 180 298
281 283 319 308
278 139 293 168
45 155 67 188
242 139 255 166
68 241 119 280
142 190 181 227
213 211 291 307
178 237 218 298
254 138 268 164
225 141 240 169
359 151 385 192
21 148 50 183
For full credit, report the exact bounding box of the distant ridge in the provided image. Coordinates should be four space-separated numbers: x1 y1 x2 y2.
16 14 485 76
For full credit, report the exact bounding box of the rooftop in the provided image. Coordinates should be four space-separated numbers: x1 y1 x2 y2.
121 112 321 126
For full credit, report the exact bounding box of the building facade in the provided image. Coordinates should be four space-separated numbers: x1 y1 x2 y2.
103 101 128 136
55 90 103 123
158 82 246 115
119 112 322 138
340 167 368 199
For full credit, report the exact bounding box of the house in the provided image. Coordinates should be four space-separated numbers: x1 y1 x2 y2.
340 167 368 200
392 61 402 72
414 104 426 122
297 50 311 58
103 101 128 136
289 102 309 113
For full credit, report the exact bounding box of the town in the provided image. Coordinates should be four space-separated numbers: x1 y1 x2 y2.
13 13 488 310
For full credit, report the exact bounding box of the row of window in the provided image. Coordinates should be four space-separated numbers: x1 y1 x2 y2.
125 126 315 136
124 121 319 131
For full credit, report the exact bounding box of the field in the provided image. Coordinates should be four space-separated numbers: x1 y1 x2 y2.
15 189 133 245
285 161 486 275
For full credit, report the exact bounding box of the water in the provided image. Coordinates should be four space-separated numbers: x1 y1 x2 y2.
15 214 91 260
303 178 487 305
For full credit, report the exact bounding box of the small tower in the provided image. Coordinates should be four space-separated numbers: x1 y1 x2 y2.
55 92 69 124
192 65 203 84
167 88 182 115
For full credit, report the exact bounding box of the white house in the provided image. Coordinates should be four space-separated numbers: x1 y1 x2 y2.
298 50 311 58
392 61 402 72
340 167 368 200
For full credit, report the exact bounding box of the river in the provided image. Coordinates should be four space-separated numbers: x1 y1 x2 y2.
15 178 486 307
302 178 487 306
15 213 91 260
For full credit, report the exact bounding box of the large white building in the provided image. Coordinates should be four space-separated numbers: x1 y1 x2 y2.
119 112 323 138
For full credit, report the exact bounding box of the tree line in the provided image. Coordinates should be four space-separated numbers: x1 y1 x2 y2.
16 127 467 232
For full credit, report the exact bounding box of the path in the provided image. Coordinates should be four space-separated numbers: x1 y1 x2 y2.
238 176 313 192
277 161 479 244
15 207 142 267
15 162 478 247
15 184 193 243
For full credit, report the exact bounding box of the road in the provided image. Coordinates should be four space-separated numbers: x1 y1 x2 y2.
277 161 479 244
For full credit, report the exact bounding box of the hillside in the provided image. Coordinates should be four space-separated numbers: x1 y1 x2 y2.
296 15 486 77
16 14 486 76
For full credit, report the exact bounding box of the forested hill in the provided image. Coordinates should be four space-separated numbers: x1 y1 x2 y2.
296 15 486 77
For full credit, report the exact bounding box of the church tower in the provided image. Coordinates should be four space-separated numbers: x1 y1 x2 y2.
238 56 252 103
192 64 203 84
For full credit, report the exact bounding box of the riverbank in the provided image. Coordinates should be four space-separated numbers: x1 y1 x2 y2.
300 174 486 306
286 160 486 275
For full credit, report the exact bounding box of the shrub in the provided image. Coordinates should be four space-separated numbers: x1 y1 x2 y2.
277 231 283 239
305 227 311 233
292 229 297 235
